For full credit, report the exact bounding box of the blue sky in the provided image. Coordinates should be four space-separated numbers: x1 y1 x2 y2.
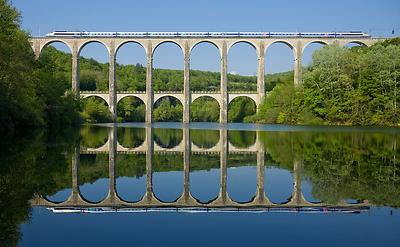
13 0 400 74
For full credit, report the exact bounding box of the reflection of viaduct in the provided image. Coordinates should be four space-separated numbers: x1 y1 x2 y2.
81 126 258 154
32 126 369 209
30 35 379 123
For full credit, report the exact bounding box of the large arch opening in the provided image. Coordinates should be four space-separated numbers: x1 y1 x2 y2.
265 42 295 91
78 41 109 92
81 96 112 123
190 41 220 92
116 42 147 91
228 96 256 123
152 42 183 92
38 41 72 94
117 96 145 122
302 42 327 68
228 42 257 92
153 96 183 122
190 96 220 122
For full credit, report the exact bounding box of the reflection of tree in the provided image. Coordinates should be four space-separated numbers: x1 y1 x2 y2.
191 129 219 148
261 130 400 207
228 130 256 148
117 127 145 148
154 128 183 148
0 129 79 247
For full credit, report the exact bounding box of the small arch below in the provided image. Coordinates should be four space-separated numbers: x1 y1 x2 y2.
117 96 146 122
228 96 257 123
191 96 220 122
81 96 113 124
153 96 183 122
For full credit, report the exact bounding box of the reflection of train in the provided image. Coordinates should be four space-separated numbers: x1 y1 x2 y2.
47 207 367 214
45 31 371 38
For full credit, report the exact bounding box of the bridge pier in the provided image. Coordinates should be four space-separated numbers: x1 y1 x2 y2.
220 42 228 124
109 44 117 121
294 40 302 85
257 42 265 106
183 42 191 124
72 42 80 96
146 42 154 123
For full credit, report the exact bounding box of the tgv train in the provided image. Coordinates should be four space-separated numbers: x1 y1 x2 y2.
46 31 371 38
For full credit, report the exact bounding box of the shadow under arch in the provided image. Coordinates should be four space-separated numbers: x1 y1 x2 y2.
117 96 146 122
190 96 220 123
117 127 146 148
153 96 183 122
228 96 257 123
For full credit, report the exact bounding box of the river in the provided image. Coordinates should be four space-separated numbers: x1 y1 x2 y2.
1 123 400 246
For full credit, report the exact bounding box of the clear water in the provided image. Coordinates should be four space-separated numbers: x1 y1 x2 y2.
2 123 400 247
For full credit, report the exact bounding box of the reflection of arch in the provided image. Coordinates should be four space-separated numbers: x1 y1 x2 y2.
40 40 72 55
191 129 220 148
154 128 183 149
228 130 256 149
78 40 110 56
115 40 147 56
117 127 146 148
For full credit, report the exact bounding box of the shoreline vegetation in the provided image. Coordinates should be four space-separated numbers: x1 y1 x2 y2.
1 0 400 135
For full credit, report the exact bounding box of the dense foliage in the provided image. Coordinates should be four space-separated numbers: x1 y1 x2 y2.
253 41 400 126
0 0 81 133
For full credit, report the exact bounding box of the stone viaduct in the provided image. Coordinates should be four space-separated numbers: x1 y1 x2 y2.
31 125 370 210
30 35 380 123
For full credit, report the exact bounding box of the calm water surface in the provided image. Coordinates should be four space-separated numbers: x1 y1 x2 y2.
1 123 400 247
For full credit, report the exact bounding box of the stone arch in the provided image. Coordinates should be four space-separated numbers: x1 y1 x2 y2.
228 40 259 55
302 40 330 54
152 40 184 56
81 94 109 106
265 40 296 58
343 40 369 47
228 96 257 123
115 40 147 56
190 96 221 122
190 40 220 54
117 95 146 122
78 40 110 56
39 39 72 55
302 40 329 67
